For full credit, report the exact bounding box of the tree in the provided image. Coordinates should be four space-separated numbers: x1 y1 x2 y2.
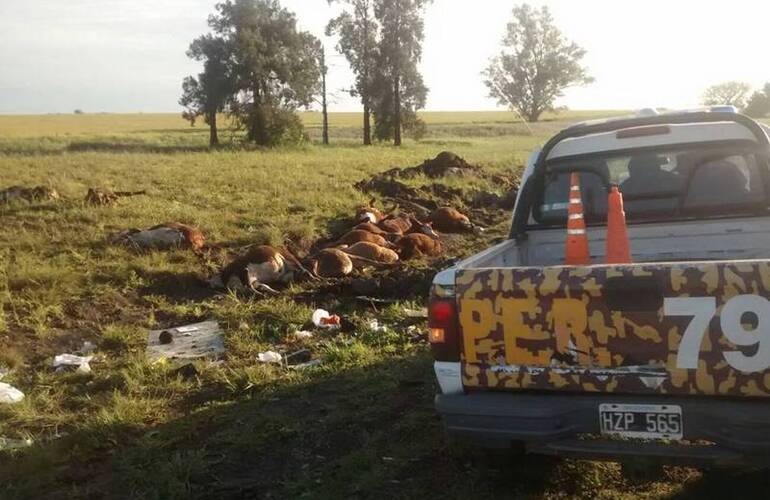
180 34 232 147
370 58 427 142
326 0 379 145
744 83 770 118
484 4 593 123
702 81 752 109
207 0 322 146
373 0 431 146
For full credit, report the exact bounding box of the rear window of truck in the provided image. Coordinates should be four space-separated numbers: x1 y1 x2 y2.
533 146 768 225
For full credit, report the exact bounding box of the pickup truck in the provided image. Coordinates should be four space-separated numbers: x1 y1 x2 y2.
430 109 770 464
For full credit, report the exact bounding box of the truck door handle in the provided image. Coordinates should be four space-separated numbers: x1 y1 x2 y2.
604 276 663 312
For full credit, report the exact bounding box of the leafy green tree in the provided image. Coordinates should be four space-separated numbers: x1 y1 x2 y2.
180 34 232 147
326 0 379 145
702 81 752 109
372 0 431 146
484 4 593 122
207 0 322 146
743 83 770 118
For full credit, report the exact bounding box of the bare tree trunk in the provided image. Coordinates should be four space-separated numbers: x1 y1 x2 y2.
393 2 402 147
363 101 372 145
249 85 269 146
362 1 373 146
209 111 219 147
393 73 402 146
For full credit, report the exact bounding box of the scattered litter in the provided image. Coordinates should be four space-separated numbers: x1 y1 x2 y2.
0 383 24 404
403 308 428 318
407 325 425 343
312 309 341 330
0 437 32 450
53 354 93 374
285 349 312 366
367 319 388 332
147 321 225 361
289 359 324 370
257 351 283 364
294 330 314 339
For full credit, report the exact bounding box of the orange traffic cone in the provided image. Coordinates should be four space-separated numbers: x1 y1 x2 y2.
606 185 632 264
565 172 591 265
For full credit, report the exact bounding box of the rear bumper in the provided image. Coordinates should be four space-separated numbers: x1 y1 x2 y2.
436 391 770 464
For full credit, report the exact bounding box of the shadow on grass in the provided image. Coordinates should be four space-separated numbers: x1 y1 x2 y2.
66 142 212 154
0 352 569 500
0 203 66 217
668 467 770 499
137 271 217 304
5 345 765 499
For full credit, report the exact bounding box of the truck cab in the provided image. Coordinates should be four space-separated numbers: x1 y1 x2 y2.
430 110 770 464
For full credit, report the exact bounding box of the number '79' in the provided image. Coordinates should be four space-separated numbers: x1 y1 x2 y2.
664 295 770 373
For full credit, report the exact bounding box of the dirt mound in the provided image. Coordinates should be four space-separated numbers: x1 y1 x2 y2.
384 151 484 179
355 151 520 214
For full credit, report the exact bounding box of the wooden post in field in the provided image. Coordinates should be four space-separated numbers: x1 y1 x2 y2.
321 47 329 146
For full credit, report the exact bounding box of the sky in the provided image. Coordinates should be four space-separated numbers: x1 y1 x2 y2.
1 0 769 114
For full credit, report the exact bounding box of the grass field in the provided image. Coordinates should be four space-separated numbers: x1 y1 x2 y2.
0 110 768 499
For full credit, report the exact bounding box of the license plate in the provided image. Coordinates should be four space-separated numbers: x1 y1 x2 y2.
599 403 683 440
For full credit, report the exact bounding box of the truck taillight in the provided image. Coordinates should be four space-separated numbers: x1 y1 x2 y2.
429 292 460 362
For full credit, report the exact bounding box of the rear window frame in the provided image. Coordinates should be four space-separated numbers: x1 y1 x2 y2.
526 140 770 230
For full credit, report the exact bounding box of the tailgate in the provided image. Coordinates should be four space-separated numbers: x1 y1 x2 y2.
457 261 770 397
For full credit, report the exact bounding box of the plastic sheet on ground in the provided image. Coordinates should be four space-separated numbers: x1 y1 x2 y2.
53 354 93 373
293 330 314 339
0 382 25 404
257 351 283 364
147 320 225 361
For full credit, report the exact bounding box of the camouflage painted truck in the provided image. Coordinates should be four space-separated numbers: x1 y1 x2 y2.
429 109 770 464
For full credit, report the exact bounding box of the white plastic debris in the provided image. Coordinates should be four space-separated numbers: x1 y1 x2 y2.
312 309 341 330
294 330 314 339
0 382 24 404
368 320 388 332
53 354 93 374
147 321 225 361
257 351 283 364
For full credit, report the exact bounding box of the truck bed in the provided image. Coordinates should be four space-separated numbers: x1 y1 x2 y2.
450 215 770 398
461 215 770 269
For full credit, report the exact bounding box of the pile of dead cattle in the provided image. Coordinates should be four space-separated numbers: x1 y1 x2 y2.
2 152 520 301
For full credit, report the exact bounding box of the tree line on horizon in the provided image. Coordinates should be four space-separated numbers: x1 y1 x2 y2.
702 81 770 118
178 1 595 148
